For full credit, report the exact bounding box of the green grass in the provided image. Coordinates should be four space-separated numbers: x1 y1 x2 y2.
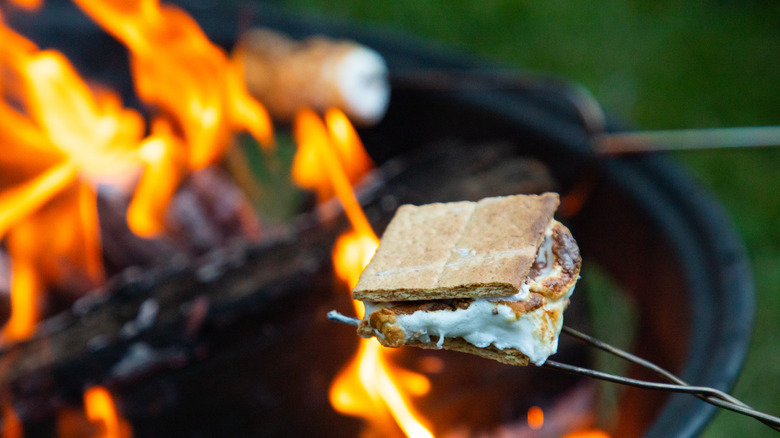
274 1 780 436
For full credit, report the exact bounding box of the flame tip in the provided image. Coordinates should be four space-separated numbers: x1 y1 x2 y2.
298 109 432 438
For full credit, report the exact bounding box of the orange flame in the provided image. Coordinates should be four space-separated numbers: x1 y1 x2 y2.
2 400 23 438
6 0 42 12
125 119 186 237
84 386 131 438
292 108 433 437
293 109 375 239
3 214 43 342
292 108 373 202
332 230 379 295
0 18 150 340
21 52 144 183
324 107 374 194
1 0 275 340
527 406 544 430
562 429 611 438
330 339 433 438
71 0 274 171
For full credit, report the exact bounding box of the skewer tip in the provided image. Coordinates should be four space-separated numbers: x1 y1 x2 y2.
327 310 361 326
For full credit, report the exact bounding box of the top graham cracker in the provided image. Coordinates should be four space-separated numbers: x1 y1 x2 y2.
352 193 560 302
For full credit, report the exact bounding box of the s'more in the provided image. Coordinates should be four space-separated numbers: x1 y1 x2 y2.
352 193 581 366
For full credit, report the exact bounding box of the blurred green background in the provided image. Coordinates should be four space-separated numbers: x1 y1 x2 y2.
276 1 780 436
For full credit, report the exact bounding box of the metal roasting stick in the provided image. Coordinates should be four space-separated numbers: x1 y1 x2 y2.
393 69 780 155
593 126 780 155
551 326 780 432
326 310 780 431
327 310 362 327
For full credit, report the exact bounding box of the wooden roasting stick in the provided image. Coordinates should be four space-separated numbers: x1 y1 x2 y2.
328 193 780 431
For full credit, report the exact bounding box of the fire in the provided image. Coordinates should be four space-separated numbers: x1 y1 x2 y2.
84 386 130 438
293 109 376 239
330 339 433 438
6 0 41 11
332 230 379 294
526 406 613 437
323 108 374 198
562 429 611 438
70 0 274 171
3 217 43 341
2 400 23 438
527 405 544 430
125 119 186 237
292 108 373 203
0 0 276 340
0 18 147 340
293 108 433 437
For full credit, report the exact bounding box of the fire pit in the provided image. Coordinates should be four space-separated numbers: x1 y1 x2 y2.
1 1 753 437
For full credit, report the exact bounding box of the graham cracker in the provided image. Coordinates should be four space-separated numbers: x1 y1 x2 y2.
352 193 559 301
408 337 531 367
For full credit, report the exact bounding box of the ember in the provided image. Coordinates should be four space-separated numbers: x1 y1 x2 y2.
527 406 544 430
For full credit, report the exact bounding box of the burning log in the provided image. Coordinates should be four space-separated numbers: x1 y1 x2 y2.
0 141 581 436
97 166 264 273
